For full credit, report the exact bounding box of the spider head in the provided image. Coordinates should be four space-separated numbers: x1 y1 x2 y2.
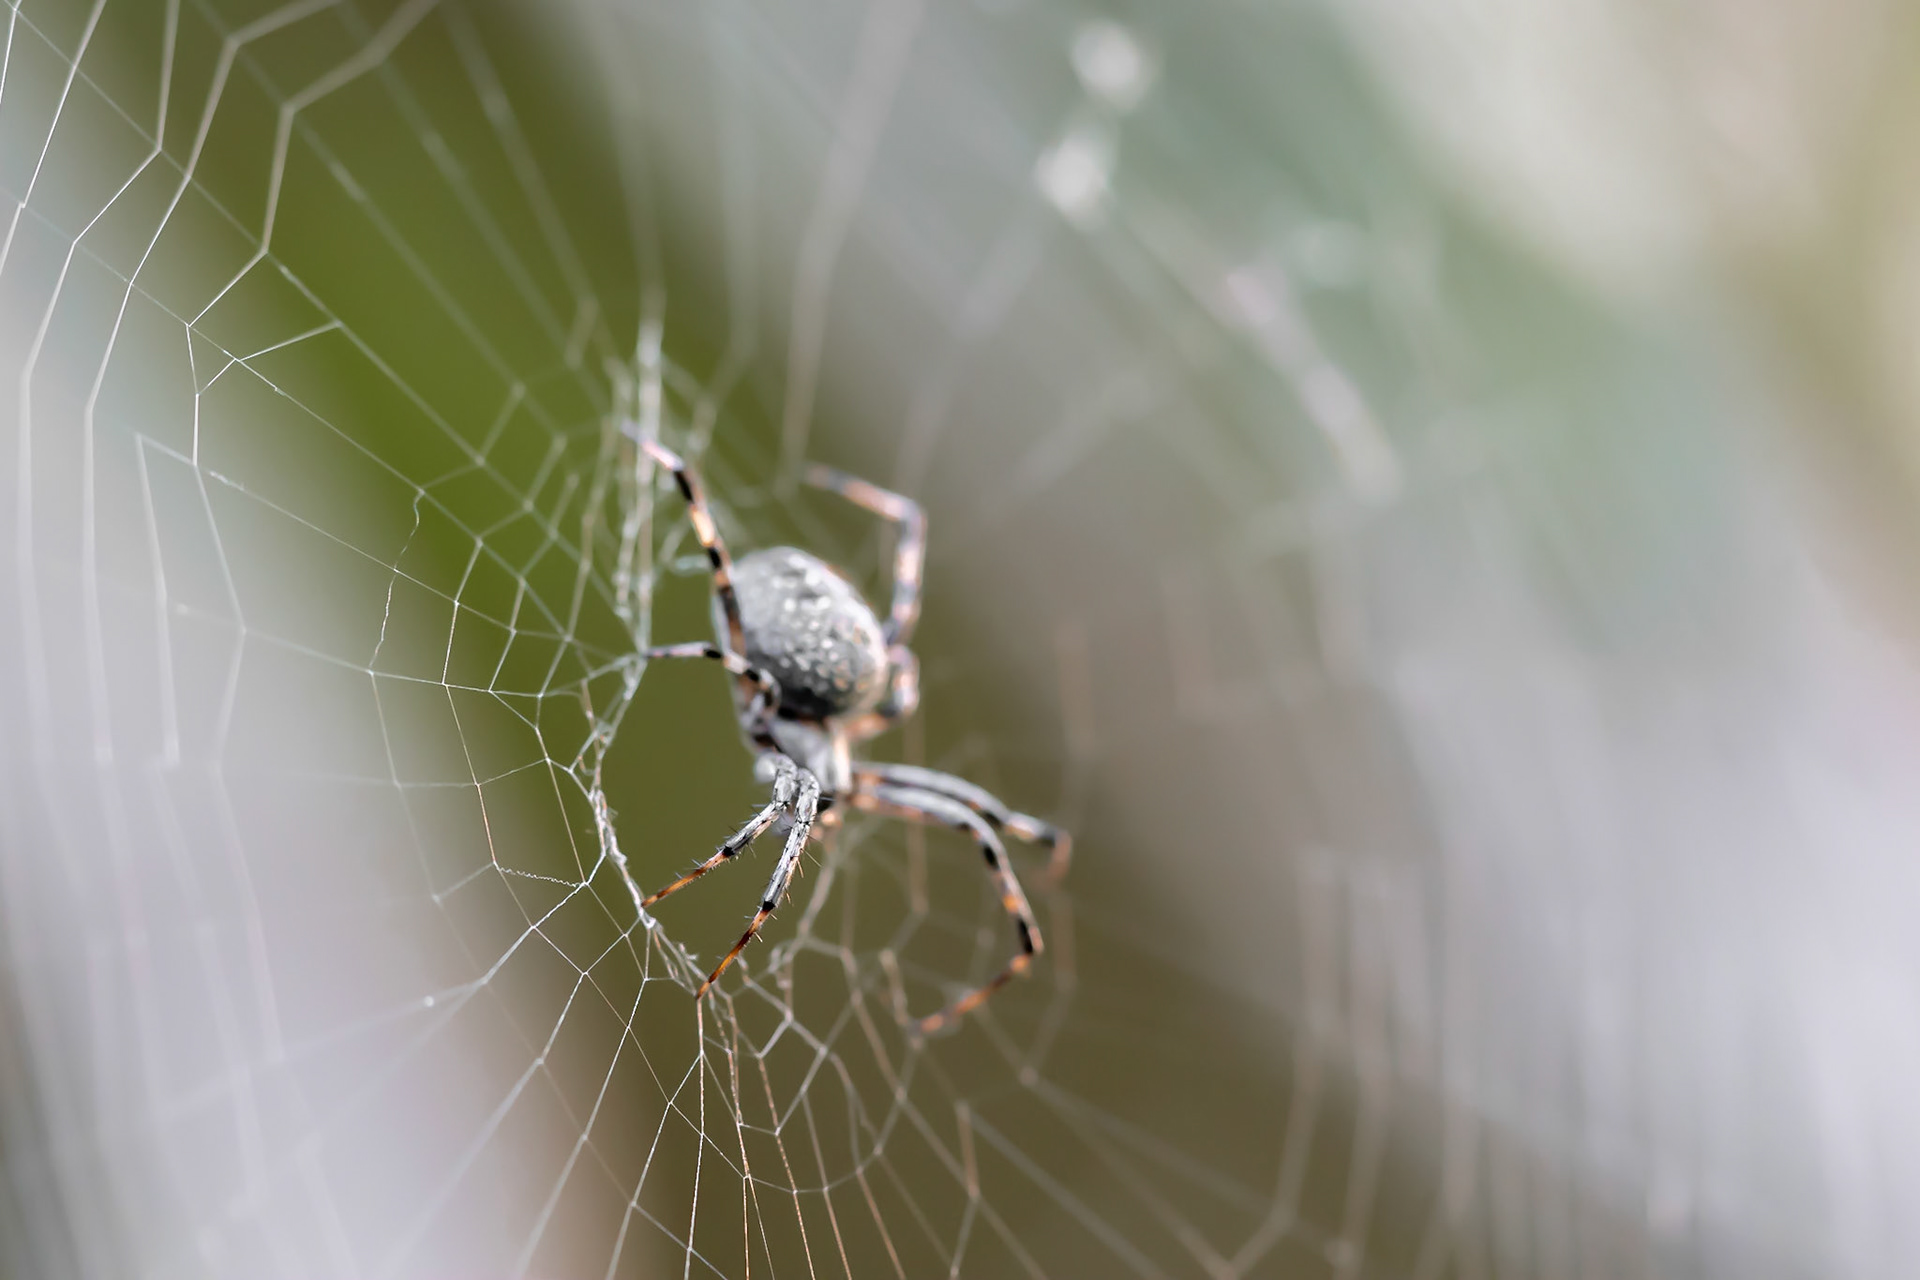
726 547 892 723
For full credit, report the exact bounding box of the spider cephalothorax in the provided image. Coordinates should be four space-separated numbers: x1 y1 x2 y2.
634 436 1070 1034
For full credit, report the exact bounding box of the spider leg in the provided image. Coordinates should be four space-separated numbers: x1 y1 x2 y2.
697 767 823 998
643 753 799 909
642 642 782 753
839 646 919 745
853 762 1073 887
642 439 762 703
847 782 1042 1034
802 463 927 645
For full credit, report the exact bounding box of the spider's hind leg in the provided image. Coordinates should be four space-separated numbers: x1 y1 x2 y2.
802 464 927 645
641 438 755 679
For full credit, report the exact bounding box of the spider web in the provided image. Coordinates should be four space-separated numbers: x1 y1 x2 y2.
3 1 1914 1279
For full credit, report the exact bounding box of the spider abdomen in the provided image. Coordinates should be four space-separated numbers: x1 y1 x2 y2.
727 547 890 721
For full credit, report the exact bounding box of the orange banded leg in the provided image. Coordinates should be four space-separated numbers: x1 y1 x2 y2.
803 463 927 646
642 439 754 692
854 762 1072 888
848 783 1042 1034
643 643 780 751
643 754 800 910
696 768 821 998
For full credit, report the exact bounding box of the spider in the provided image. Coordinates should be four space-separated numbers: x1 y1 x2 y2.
634 436 1071 1034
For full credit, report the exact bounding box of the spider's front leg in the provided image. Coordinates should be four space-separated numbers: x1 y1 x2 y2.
696 766 822 997
637 642 797 916
642 751 801 909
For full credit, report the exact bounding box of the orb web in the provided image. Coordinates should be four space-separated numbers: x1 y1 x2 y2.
7 2 1898 1280
0 3 1266 1275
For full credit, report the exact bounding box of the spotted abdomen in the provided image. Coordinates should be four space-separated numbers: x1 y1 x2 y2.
725 547 889 721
